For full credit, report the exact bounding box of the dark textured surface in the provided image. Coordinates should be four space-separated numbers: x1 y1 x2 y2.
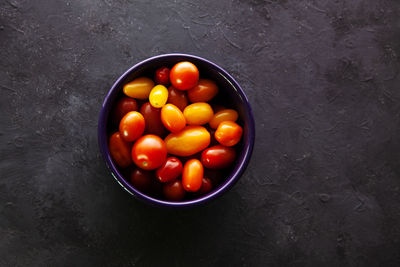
1 0 400 266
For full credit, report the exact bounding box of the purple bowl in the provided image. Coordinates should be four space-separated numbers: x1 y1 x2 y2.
98 53 255 207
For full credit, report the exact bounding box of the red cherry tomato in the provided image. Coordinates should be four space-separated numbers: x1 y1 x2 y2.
130 168 153 193
108 132 132 168
182 159 203 192
170 61 199 91
201 145 236 169
187 79 219 103
112 97 138 123
119 111 145 142
167 86 188 111
198 177 213 195
163 180 186 201
156 157 183 183
215 121 243 147
155 66 170 85
131 134 167 170
140 102 166 136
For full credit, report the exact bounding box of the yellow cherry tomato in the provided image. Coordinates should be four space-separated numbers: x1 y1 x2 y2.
149 85 168 108
183 102 214 125
123 77 154 99
164 126 211 156
209 109 239 129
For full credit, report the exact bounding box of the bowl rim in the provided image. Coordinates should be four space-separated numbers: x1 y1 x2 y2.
98 53 255 207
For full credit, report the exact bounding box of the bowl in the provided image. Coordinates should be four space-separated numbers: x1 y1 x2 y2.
98 53 255 207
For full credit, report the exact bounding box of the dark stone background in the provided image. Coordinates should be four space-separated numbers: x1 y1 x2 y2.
1 0 400 266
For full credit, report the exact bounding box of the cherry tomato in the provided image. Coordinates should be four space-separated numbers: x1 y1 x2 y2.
182 159 203 192
183 102 214 125
161 104 186 133
167 86 188 111
164 126 210 157
215 121 243 147
119 111 145 142
112 97 138 123
149 85 168 108
201 145 236 169
209 109 239 129
109 132 132 168
198 177 213 195
163 180 186 201
131 134 167 170
156 157 183 183
155 66 170 85
140 102 166 136
170 61 199 90
187 79 219 103
130 168 153 193
123 77 154 99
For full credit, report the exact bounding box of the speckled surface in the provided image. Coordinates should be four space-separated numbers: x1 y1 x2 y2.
1 0 400 266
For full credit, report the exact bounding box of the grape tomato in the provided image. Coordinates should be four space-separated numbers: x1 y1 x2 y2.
170 61 199 90
123 77 154 99
182 159 203 192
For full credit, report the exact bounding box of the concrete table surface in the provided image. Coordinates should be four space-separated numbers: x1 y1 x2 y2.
1 0 400 266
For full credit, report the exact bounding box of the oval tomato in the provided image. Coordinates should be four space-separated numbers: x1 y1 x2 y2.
198 177 213 195
119 111 145 142
140 102 166 136
155 66 170 85
156 157 183 183
112 97 138 123
130 168 153 193
170 61 199 90
215 121 243 147
201 145 236 169
149 85 168 108
131 134 167 170
123 77 154 99
164 126 210 157
209 109 238 129
182 159 203 192
163 180 186 201
161 104 186 133
167 86 188 111
183 102 214 125
109 132 132 168
187 79 219 103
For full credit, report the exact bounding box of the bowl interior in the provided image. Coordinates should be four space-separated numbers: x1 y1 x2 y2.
99 54 254 207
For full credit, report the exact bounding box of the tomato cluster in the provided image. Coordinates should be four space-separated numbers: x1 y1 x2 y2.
108 62 243 201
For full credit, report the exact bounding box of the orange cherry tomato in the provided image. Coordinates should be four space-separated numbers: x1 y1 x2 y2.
131 134 167 170
163 180 186 201
215 121 243 147
161 104 186 133
167 86 188 111
170 61 199 90
164 126 210 157
183 102 214 125
119 111 145 142
187 79 219 103
123 77 154 99
182 159 203 192
108 132 132 168
209 109 239 129
140 102 166 137
201 145 236 169
112 97 138 124
156 157 183 183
